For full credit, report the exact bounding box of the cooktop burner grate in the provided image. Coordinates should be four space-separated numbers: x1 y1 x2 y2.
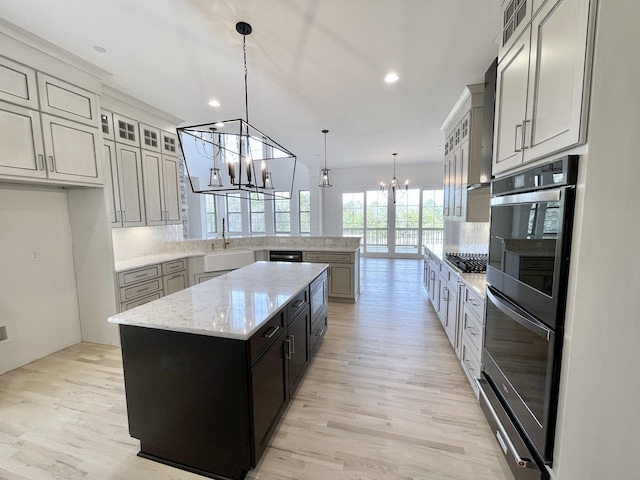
445 253 488 273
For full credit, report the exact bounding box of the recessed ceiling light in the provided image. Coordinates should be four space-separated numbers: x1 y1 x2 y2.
93 45 107 53
385 72 399 83
214 122 225 128
208 99 221 107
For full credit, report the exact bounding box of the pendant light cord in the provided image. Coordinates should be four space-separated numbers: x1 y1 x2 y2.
243 35 249 124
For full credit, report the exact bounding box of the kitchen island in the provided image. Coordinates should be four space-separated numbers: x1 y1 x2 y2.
108 261 329 480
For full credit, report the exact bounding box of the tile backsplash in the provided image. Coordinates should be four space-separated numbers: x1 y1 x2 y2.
444 221 490 253
112 225 184 261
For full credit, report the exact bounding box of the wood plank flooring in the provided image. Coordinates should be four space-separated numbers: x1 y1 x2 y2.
0 258 512 480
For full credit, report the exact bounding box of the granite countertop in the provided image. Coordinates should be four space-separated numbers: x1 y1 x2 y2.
108 261 328 340
423 244 487 297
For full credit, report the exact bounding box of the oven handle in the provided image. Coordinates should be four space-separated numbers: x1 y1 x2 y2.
490 186 568 206
486 287 552 341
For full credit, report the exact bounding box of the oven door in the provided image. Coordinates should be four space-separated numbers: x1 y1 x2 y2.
483 286 560 463
487 186 574 329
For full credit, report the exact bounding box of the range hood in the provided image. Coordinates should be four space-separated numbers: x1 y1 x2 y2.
469 57 498 191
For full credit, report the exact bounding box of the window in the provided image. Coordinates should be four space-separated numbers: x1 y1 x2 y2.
422 189 444 245
205 195 217 235
250 192 266 234
274 191 291 234
299 190 310 234
225 193 242 233
342 192 364 238
365 190 388 253
395 188 421 254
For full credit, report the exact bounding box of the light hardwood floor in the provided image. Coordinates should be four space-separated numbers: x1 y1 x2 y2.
0 258 513 480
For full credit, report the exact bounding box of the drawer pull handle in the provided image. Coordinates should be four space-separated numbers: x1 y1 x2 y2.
263 325 280 339
135 273 149 278
464 359 477 374
468 327 478 336
293 300 304 308
38 154 44 170
136 286 150 293
316 328 325 337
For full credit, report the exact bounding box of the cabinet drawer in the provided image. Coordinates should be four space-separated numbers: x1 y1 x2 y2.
120 291 163 311
461 335 482 397
36 73 98 126
0 56 38 108
118 264 162 287
303 251 353 263
162 258 187 275
462 306 483 359
287 288 309 323
120 278 163 302
249 312 285 366
464 288 485 322
310 306 328 354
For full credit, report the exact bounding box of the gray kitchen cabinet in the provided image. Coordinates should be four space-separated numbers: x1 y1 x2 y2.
36 73 99 127
0 101 47 179
441 85 489 222
0 55 38 108
302 251 360 302
493 0 596 176
141 148 181 226
109 142 146 227
162 154 182 224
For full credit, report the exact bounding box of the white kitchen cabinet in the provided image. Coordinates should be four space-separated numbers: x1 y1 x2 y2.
0 101 46 179
100 110 115 141
37 73 99 127
0 56 38 108
140 123 161 152
0 101 102 185
302 251 360 302
112 113 140 148
115 143 146 226
40 114 102 185
161 130 178 155
493 0 595 176
441 85 488 222
141 150 182 226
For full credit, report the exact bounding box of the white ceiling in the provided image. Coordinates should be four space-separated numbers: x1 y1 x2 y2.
0 0 500 170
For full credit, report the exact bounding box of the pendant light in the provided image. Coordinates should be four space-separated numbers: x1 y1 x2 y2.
319 129 332 187
178 21 297 200
380 153 408 204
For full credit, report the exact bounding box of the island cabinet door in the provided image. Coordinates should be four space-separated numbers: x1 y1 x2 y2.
250 327 287 464
118 325 253 480
286 305 310 396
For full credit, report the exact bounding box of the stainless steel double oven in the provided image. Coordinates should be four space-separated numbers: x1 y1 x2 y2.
479 156 578 480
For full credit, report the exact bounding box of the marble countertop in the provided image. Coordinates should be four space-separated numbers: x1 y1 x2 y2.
423 244 487 297
115 245 360 273
108 261 328 340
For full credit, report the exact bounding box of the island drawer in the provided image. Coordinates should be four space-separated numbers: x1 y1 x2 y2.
118 264 162 287
249 312 285 366
287 289 309 323
310 305 328 354
162 258 186 275
119 278 163 302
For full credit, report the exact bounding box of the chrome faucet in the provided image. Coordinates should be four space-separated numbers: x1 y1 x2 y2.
222 218 231 249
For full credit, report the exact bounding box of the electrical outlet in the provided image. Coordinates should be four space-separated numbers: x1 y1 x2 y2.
30 250 40 261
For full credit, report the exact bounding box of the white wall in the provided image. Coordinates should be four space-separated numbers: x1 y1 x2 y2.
553 2 640 479
0 185 82 374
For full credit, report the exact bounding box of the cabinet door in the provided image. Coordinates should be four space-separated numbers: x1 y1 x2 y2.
523 0 592 162
493 29 531 176
139 123 161 152
112 113 140 147
100 110 115 141
161 130 178 155
163 272 187 295
499 0 533 60
454 140 469 219
0 56 38 108
0 102 46 179
103 140 122 226
442 161 450 217
163 155 182 224
116 144 146 226
251 331 287 463
41 114 103 185
287 307 309 395
37 73 99 126
141 150 166 225
328 264 354 298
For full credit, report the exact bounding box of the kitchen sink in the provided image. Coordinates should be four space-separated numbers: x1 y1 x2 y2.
203 249 255 272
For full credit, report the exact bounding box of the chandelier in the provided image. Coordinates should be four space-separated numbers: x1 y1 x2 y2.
319 129 332 187
380 153 408 204
178 22 296 199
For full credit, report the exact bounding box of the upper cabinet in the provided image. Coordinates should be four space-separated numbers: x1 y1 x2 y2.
493 0 596 176
0 56 103 186
442 84 490 223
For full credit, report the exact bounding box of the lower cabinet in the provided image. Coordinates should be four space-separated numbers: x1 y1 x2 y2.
117 258 188 311
302 250 360 302
119 271 326 480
